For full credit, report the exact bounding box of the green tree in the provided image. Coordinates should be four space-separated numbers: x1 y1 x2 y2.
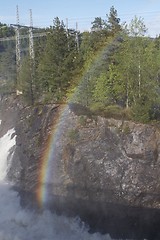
37 17 73 101
91 17 105 31
109 17 160 122
92 72 107 104
18 56 34 104
128 16 148 101
106 6 122 35
129 16 147 37
92 63 124 107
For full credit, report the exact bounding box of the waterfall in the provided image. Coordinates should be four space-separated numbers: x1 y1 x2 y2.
0 128 16 181
0 127 112 240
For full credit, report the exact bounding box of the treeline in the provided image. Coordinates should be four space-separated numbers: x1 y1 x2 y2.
17 6 123 104
0 7 160 122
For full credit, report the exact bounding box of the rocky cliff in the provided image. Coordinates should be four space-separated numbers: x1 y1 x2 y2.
1 96 160 239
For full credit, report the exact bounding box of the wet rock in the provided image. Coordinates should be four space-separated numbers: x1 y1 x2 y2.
2 96 160 238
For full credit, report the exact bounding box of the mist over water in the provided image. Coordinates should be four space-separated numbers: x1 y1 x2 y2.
0 128 114 240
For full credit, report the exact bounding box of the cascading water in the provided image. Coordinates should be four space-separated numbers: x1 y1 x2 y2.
0 128 16 180
0 125 113 240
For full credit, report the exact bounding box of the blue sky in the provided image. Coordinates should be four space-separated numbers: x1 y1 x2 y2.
1 0 160 36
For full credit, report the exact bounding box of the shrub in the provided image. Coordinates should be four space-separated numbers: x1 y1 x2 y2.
131 102 151 123
90 102 106 114
90 102 133 120
122 107 132 120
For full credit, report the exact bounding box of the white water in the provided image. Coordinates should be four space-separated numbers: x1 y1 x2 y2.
0 128 16 180
0 128 113 240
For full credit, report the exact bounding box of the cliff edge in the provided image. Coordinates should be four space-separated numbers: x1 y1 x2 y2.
1 97 160 239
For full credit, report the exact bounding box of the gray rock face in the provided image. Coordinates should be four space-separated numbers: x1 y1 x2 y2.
2 97 160 238
48 108 160 209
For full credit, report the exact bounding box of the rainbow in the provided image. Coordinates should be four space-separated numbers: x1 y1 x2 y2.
36 37 117 208
36 104 68 208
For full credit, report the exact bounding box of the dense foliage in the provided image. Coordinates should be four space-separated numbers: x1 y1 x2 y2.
0 6 160 122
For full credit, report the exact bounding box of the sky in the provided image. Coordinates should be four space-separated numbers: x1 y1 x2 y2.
1 0 160 36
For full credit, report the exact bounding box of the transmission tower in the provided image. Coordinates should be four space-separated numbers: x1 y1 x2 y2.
15 5 21 80
76 22 79 52
11 7 36 101
28 9 35 105
29 9 35 61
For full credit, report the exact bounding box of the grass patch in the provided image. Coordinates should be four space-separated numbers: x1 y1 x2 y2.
90 103 132 120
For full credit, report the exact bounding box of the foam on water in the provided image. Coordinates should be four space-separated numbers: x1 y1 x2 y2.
0 127 113 240
0 185 111 240
0 128 16 180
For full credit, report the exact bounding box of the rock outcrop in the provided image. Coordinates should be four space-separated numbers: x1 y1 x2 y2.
1 97 160 239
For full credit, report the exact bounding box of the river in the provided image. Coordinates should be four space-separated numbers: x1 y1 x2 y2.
0 128 115 240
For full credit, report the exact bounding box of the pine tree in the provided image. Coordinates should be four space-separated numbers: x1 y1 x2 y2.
36 17 72 101
106 6 122 35
91 17 105 31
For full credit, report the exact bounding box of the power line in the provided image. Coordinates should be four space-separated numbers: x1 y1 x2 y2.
0 6 49 96
1 8 160 43
0 32 47 42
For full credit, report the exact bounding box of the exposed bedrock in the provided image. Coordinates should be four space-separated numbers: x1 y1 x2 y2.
1 97 160 239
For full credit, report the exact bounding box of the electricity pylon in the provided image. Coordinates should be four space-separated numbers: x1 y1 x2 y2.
76 22 79 51
15 5 21 82
29 9 35 105
29 9 35 61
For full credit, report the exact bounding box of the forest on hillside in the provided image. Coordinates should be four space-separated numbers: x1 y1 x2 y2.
0 6 160 123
